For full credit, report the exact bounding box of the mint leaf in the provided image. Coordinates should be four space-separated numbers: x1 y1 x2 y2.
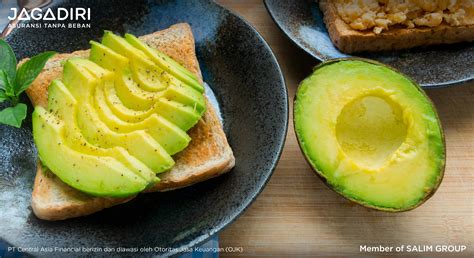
0 70 15 98
0 70 10 90
0 39 17 81
14 51 56 95
0 90 7 103
0 103 27 128
0 40 54 128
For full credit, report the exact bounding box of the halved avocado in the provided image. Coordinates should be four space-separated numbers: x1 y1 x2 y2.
124 33 204 93
294 59 445 211
62 58 175 173
33 107 148 197
47 79 158 183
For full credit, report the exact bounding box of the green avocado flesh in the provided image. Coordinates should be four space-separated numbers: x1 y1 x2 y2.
294 60 445 211
124 33 204 93
33 107 148 197
72 58 193 154
32 32 206 197
47 80 157 184
89 41 205 122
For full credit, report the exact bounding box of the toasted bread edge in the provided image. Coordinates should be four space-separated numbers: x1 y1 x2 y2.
319 0 474 53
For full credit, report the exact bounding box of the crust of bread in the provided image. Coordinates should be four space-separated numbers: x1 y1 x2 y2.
319 0 474 53
146 98 236 192
31 166 135 221
26 23 235 220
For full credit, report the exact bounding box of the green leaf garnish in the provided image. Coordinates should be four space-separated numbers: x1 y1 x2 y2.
0 90 7 103
0 70 10 91
14 51 56 95
0 39 17 81
0 103 27 128
0 39 56 128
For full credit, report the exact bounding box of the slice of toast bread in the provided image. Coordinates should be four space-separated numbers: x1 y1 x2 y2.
25 23 235 221
319 0 474 53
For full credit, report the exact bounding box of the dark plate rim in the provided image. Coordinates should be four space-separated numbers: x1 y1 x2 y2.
2 0 289 256
263 0 474 89
169 2 289 256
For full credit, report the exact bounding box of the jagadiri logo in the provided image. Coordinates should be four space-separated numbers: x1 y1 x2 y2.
6 7 91 29
8 7 90 21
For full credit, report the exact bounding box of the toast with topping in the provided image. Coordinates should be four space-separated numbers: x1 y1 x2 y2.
24 23 235 221
319 0 474 53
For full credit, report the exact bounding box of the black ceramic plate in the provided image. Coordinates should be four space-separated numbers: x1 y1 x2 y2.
264 0 474 88
0 0 288 256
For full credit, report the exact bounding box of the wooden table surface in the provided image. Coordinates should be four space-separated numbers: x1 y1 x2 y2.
217 1 473 256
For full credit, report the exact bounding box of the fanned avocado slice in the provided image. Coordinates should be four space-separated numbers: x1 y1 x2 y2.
90 41 206 114
62 58 175 173
94 80 191 155
102 31 168 92
101 81 205 121
90 40 155 110
47 79 158 183
33 107 148 197
31 31 209 198
72 58 193 155
125 33 204 93
153 98 202 131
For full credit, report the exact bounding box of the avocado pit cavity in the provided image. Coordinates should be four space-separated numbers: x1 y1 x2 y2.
336 95 408 169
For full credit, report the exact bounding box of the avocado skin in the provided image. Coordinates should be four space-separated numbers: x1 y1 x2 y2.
294 58 445 212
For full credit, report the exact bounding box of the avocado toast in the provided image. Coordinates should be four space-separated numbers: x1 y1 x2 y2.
25 23 235 220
